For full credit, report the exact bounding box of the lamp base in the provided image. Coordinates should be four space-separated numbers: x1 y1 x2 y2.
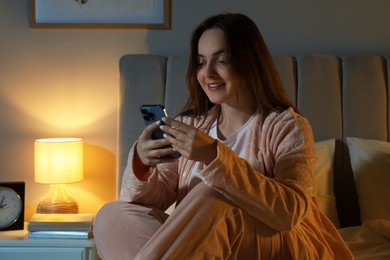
37 184 79 214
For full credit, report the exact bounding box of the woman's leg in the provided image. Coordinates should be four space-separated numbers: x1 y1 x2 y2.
135 182 246 260
93 201 169 259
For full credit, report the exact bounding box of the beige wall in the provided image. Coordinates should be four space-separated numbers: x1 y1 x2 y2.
1 0 389 220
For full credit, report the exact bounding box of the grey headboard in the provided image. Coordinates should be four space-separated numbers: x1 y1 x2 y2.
118 54 390 228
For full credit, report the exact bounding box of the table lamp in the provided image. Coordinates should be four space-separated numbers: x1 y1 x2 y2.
34 138 83 214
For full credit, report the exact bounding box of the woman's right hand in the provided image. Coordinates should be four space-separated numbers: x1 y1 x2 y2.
136 120 178 167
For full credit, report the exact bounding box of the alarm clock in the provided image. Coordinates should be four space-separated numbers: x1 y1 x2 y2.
0 182 25 231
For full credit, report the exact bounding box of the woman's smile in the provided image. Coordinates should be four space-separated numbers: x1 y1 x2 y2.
207 82 225 90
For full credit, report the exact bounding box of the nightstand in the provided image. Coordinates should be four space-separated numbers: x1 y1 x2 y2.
0 224 100 260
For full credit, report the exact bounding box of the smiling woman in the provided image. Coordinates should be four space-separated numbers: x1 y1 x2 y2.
93 13 354 259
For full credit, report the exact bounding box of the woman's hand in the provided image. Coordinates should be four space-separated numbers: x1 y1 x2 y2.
160 117 217 165
136 120 178 167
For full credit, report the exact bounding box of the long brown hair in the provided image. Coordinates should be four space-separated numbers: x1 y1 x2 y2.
181 13 295 119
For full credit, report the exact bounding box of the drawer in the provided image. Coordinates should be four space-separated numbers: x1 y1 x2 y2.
0 247 92 260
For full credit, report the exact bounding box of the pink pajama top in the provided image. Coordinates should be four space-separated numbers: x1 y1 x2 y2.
120 106 353 259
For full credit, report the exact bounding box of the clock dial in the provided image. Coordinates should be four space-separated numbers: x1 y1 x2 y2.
0 186 22 229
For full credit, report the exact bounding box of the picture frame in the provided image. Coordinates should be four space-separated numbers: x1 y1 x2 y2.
29 0 171 29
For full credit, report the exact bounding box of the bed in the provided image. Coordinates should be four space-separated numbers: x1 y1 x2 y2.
117 54 390 259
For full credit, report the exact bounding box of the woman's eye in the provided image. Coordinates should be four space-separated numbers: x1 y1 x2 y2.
197 59 205 66
216 56 228 64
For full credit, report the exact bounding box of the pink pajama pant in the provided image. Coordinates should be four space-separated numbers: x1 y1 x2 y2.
93 182 282 259
93 182 334 259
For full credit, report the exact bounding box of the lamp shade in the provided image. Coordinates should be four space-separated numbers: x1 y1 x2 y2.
35 138 83 184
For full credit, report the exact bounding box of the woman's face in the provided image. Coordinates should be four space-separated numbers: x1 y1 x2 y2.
196 28 248 108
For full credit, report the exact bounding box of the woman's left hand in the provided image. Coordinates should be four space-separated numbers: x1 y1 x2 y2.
160 117 217 164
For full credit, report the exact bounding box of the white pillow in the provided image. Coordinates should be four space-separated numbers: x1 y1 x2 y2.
346 137 390 222
314 139 340 228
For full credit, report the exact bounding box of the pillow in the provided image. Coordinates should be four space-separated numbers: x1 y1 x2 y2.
346 137 390 222
313 139 340 228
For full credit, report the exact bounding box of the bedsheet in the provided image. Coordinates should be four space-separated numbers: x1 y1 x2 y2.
339 219 390 259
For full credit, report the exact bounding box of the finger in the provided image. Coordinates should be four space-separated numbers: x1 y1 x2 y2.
160 125 185 141
146 134 177 152
143 156 171 166
159 136 185 158
137 138 172 164
151 148 179 164
162 117 190 131
140 121 162 140
163 133 185 151
140 147 169 166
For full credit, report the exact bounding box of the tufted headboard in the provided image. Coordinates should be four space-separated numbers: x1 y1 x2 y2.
118 54 390 228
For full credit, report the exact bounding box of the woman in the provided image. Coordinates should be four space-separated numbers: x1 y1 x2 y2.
94 13 353 259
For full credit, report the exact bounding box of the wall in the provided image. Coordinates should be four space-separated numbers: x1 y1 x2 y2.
0 0 389 220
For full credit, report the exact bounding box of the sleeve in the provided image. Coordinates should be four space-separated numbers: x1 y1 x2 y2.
119 142 179 211
198 111 316 231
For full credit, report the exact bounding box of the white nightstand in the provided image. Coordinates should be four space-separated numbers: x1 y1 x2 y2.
0 224 100 260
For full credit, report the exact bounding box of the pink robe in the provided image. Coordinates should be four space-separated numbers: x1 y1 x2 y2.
94 107 353 259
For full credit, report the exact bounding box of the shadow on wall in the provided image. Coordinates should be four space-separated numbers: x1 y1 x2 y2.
75 143 116 215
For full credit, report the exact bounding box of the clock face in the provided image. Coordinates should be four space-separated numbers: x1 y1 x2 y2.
0 186 22 229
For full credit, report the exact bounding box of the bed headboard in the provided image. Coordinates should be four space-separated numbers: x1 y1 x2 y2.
118 54 390 228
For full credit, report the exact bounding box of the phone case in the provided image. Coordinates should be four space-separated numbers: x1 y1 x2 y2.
139 104 181 159
140 104 167 140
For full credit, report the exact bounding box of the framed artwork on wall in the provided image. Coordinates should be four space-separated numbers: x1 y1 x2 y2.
29 0 171 29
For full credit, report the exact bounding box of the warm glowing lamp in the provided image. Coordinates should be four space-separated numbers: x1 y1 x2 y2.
34 138 83 214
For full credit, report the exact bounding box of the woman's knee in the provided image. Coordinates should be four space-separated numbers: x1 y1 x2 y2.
94 201 166 259
94 201 124 238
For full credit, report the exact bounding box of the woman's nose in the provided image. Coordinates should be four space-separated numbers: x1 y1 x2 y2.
204 64 216 77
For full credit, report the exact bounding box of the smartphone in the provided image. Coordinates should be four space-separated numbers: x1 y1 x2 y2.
139 104 181 159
